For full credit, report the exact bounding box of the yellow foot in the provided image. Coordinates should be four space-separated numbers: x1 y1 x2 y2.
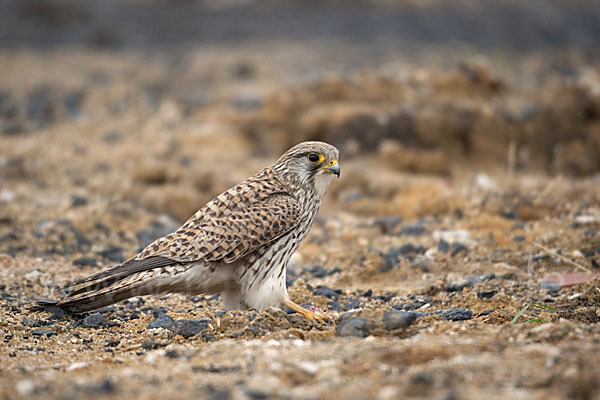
285 300 330 322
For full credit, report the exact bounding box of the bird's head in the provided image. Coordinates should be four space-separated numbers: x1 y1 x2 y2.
273 141 340 196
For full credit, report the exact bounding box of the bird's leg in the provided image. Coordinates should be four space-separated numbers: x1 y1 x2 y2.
285 299 330 322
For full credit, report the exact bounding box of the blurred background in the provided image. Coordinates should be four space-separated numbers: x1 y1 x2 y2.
1 0 600 223
2 3 600 399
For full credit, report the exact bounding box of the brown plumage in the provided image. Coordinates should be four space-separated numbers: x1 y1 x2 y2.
36 141 340 320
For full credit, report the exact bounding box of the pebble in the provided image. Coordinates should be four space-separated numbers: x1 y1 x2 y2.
85 378 117 394
32 329 57 337
73 257 98 268
513 235 526 243
313 285 341 299
361 289 373 297
82 313 105 328
477 290 497 299
398 223 427 236
441 308 473 321
540 281 561 293
477 310 494 317
343 298 360 311
70 195 88 207
336 314 373 337
146 311 175 331
64 89 85 119
100 246 124 262
437 239 449 253
22 318 45 327
304 265 341 278
26 85 57 129
450 242 468 257
382 311 423 330
328 300 341 312
446 274 495 292
141 339 162 350
174 318 211 338
373 216 403 233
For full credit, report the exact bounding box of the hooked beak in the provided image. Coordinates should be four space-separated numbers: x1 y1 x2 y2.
323 159 340 177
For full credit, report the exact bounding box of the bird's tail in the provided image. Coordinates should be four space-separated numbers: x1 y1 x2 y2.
31 256 186 314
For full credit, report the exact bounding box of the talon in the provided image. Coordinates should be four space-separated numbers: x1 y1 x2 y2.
285 300 329 322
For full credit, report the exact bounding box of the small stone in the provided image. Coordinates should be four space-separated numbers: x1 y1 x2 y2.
382 311 423 330
450 242 468 257
583 228 596 237
82 313 105 328
244 388 269 400
85 378 117 394
441 308 473 321
477 310 494 317
336 314 372 337
477 290 497 299
361 289 373 297
398 223 427 236
146 311 175 331
374 216 403 233
328 300 341 312
99 246 124 262
540 281 561 293
32 329 56 337
105 340 120 347
71 195 88 207
22 318 45 327
64 90 85 120
343 297 360 311
141 339 161 350
436 240 449 253
313 285 341 299
73 257 98 268
174 318 211 339
513 235 526 243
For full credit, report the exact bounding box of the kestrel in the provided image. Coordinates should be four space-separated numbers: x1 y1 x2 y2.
36 141 340 320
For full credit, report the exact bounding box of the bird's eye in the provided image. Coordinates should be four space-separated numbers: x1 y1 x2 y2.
307 153 321 163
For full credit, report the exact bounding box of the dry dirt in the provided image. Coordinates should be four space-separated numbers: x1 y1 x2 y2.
2 2 600 400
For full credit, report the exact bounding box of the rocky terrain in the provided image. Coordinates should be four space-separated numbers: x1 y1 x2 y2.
2 1 600 399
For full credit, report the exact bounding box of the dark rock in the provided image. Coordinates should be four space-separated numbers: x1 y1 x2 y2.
502 210 517 220
477 310 494 317
393 299 430 311
0 91 22 135
22 318 45 327
343 297 360 311
533 254 551 261
446 274 495 292
32 329 56 337
374 216 403 233
328 300 341 312
382 311 423 330
141 339 161 350
232 61 255 80
477 290 497 299
313 285 341 299
361 289 373 297
398 223 427 236
136 220 178 247
245 326 260 337
99 246 124 262
244 388 269 400
441 308 473 321
71 195 88 207
105 340 120 347
336 316 372 338
27 85 58 129
146 311 175 331
540 281 561 293
583 228 596 237
513 235 526 243
174 318 211 339
580 248 595 257
437 239 450 253
450 242 468 257
64 90 85 119
165 350 181 358
82 313 105 328
85 378 117 394
73 257 98 268
304 265 328 278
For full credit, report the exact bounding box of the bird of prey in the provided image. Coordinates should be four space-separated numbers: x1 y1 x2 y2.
36 141 340 321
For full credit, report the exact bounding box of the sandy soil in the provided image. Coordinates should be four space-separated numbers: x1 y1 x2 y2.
2 1 600 399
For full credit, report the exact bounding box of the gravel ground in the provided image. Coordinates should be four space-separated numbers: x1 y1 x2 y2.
2 1 600 399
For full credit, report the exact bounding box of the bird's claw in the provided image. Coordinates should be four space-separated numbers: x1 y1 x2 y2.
285 300 330 323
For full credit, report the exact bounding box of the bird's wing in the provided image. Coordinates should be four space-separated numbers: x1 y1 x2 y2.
146 193 303 264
